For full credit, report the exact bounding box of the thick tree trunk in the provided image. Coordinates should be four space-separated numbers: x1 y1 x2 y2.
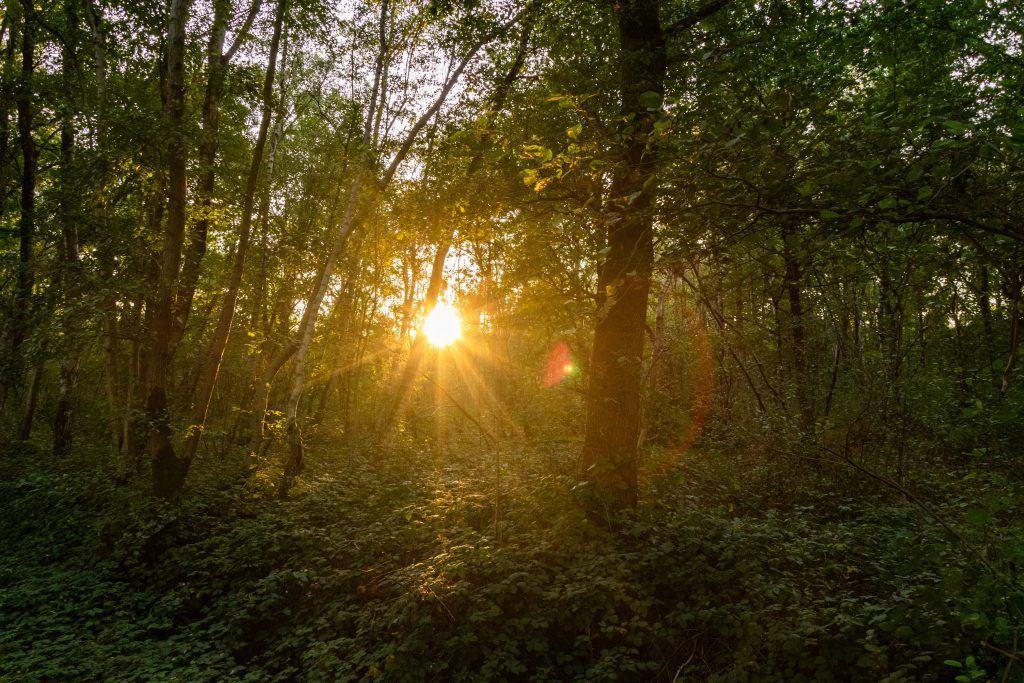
149 0 189 499
180 0 288 470
578 0 666 512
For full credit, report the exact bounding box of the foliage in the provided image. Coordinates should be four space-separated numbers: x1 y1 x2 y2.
2 441 1021 681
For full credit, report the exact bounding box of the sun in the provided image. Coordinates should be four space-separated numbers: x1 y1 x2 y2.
422 303 462 348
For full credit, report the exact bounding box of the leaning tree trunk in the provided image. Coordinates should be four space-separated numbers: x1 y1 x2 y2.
578 0 666 513
149 0 189 499
170 0 261 351
179 0 288 471
278 0 390 497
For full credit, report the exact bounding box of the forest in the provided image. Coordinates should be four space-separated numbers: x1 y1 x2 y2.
1 0 1023 679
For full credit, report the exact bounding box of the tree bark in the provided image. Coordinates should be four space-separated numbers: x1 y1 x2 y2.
1001 260 1021 398
17 346 44 440
278 0 391 496
179 0 288 471
6 0 34 402
783 226 812 430
170 0 262 350
578 0 667 512
53 0 81 457
149 0 190 499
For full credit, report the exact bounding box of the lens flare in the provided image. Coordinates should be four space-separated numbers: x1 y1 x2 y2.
423 303 462 347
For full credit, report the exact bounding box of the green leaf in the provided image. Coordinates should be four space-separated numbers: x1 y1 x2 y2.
638 91 663 110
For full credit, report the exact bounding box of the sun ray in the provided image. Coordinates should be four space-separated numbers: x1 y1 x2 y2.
447 345 525 442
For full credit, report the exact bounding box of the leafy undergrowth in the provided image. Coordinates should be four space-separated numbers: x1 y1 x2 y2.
1 443 1022 682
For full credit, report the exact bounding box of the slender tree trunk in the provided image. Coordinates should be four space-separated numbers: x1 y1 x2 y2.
17 346 44 440
276 4 525 496
578 0 666 512
783 226 812 430
180 0 288 470
83 0 123 461
0 8 17 222
232 57 290 445
168 0 230 351
374 21 530 442
278 0 391 497
1001 262 1021 398
149 0 189 499
977 263 995 378
53 0 81 457
638 272 672 449
6 0 34 402
170 0 262 350
376 232 452 437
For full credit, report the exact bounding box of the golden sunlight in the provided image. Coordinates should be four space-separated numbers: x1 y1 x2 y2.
423 303 462 348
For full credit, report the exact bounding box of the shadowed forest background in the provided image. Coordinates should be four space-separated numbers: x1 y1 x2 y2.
1 0 1023 680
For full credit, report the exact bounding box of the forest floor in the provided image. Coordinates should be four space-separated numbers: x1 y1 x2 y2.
1 439 1022 682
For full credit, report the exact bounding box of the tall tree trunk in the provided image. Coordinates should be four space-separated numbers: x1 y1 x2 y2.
278 0 390 497
53 0 81 457
578 0 667 512
6 0 34 404
977 262 995 378
783 226 812 430
0 8 17 221
232 56 290 446
170 0 262 350
638 272 672 449
1001 260 1021 398
84 0 123 462
17 345 44 440
149 0 189 499
179 0 288 471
